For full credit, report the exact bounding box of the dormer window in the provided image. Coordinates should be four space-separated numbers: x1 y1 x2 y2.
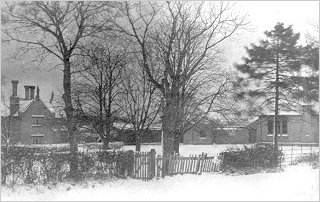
32 115 44 127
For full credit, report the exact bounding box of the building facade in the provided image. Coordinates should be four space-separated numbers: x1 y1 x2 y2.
3 80 67 145
247 105 319 143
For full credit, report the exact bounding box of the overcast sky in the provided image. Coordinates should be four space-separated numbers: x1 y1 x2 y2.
1 1 319 103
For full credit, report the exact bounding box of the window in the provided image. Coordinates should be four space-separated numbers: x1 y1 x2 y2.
199 130 206 138
32 134 44 144
32 115 44 126
282 119 287 134
267 119 273 134
267 118 288 136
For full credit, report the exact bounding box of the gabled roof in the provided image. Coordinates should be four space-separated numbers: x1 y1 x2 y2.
43 101 65 118
12 99 65 118
13 100 34 117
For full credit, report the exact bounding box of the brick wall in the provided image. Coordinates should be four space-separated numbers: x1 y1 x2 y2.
215 128 249 144
11 100 67 145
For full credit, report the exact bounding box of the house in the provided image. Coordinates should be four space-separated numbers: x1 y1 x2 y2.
183 122 251 145
247 105 319 143
183 122 215 144
214 127 251 144
2 80 68 145
112 122 162 144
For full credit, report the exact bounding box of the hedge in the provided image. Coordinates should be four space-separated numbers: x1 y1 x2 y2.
221 144 284 170
1 147 134 185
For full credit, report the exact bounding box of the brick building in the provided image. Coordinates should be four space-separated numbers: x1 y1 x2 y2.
183 123 251 145
247 105 319 143
2 80 67 145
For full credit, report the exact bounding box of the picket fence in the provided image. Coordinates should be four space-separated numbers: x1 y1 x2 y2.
132 149 223 181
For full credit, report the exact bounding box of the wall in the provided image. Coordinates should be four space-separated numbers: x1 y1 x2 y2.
311 114 319 143
183 123 213 144
252 114 318 143
17 100 65 145
215 128 249 144
4 117 21 145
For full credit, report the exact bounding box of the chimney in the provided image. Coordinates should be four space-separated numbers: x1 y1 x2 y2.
36 86 40 100
30 86 35 99
11 80 18 97
10 80 19 115
24 86 30 100
50 91 54 104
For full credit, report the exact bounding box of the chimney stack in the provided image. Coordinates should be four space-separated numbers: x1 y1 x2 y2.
24 86 30 100
30 86 35 99
36 86 40 100
10 80 19 115
50 91 54 104
24 85 36 100
11 80 18 97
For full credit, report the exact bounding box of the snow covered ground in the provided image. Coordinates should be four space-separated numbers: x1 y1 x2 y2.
2 164 318 201
122 143 248 156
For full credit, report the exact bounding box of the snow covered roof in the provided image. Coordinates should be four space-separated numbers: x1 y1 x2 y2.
43 101 65 118
215 127 247 131
113 122 162 130
13 100 34 116
113 122 134 130
12 99 65 118
260 111 302 116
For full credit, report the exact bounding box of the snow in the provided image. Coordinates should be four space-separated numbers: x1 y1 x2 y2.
2 164 318 201
122 144 248 156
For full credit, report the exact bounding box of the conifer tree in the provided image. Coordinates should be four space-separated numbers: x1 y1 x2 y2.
235 23 303 152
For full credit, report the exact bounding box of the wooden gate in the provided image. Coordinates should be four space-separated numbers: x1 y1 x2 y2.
132 149 155 180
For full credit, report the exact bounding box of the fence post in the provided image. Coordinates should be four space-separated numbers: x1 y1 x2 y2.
290 145 293 165
195 154 201 174
150 149 156 179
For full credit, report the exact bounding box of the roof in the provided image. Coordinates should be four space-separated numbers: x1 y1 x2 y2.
12 99 65 118
43 101 65 118
260 111 302 116
113 122 162 130
13 100 34 116
215 127 247 131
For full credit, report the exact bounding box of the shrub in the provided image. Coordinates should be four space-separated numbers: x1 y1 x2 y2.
294 152 319 168
221 144 284 172
1 146 134 186
109 142 125 150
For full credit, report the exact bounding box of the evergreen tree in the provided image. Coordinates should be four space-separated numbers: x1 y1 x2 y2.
291 43 319 102
235 22 303 151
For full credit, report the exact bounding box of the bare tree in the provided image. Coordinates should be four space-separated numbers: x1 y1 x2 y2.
113 2 247 156
2 1 115 179
1 76 11 148
73 35 127 149
120 61 161 151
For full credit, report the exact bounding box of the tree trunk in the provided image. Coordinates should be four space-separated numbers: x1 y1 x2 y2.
135 132 141 152
162 101 175 157
102 137 109 150
62 57 79 180
273 50 280 167
173 134 180 154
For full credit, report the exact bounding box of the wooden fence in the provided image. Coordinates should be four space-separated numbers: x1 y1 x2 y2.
132 149 223 181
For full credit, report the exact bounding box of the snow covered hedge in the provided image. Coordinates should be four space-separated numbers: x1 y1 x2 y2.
221 144 284 172
1 147 134 185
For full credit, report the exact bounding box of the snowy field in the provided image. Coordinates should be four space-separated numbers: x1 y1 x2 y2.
122 143 248 156
1 164 318 201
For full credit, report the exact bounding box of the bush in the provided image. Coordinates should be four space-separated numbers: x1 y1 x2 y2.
109 142 124 150
1 146 134 186
294 152 319 168
221 144 284 172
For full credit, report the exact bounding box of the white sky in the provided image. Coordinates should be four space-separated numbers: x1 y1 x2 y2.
1 1 319 102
